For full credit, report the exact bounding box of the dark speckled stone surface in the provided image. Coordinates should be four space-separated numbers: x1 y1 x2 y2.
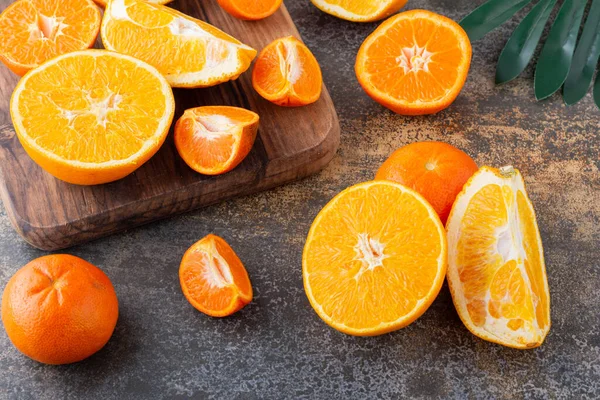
1 1 599 399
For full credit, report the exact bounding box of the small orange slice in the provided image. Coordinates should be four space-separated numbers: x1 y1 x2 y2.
446 166 551 349
0 0 101 76
180 234 253 317
101 0 256 88
252 36 322 107
174 106 259 176
217 0 282 20
303 180 447 336
92 0 172 7
310 0 407 22
355 10 472 115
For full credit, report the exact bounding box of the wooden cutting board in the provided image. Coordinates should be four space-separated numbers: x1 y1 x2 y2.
0 1 340 251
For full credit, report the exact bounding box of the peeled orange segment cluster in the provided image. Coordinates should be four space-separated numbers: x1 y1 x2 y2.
174 106 259 175
355 10 472 115
252 36 322 107
179 234 253 317
446 166 551 349
101 0 257 88
218 0 282 21
10 50 175 185
310 0 407 22
0 0 101 76
93 0 172 7
303 181 447 336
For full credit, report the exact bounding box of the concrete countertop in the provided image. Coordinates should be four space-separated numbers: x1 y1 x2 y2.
1 0 599 398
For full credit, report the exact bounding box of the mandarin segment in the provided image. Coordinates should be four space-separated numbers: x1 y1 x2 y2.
310 0 407 22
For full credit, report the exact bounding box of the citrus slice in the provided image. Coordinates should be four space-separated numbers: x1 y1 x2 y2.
303 180 447 336
252 36 322 107
101 0 257 88
0 0 101 76
180 234 253 317
217 0 282 20
10 50 175 185
446 166 551 349
355 10 472 115
174 106 259 176
93 0 172 7
310 0 407 22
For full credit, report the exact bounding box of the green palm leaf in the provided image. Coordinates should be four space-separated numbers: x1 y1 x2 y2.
460 0 534 42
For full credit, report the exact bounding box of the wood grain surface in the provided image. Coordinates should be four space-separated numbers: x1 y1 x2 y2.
0 2 340 251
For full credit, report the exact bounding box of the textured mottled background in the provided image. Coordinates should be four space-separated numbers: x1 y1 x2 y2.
1 0 599 399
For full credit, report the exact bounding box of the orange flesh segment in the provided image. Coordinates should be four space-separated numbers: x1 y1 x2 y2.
224 0 280 15
316 0 393 16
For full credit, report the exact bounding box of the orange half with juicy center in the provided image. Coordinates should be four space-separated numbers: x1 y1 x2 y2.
0 0 101 76
446 166 551 349
355 9 471 115
179 234 253 317
303 180 447 336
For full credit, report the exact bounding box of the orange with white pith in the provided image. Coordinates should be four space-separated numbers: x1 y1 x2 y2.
310 0 407 22
446 166 551 349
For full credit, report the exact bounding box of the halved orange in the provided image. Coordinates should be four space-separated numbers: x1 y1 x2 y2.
174 106 259 175
355 10 472 115
101 0 256 88
93 0 172 7
0 0 101 76
217 0 282 20
180 234 253 317
446 166 551 349
303 180 447 336
10 50 175 185
252 36 322 107
310 0 407 22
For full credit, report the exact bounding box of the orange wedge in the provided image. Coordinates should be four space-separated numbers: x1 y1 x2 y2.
310 0 407 22
180 234 253 317
10 50 175 185
355 10 472 115
446 166 551 349
0 0 101 76
303 181 447 336
218 0 282 20
93 0 172 7
101 0 257 88
174 106 259 175
252 36 322 107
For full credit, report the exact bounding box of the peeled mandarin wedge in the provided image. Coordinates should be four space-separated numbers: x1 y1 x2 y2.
0 0 101 76
10 50 175 185
93 0 171 7
180 234 253 317
310 0 407 22
303 181 447 336
252 36 322 107
218 0 282 20
174 106 259 175
101 0 257 88
355 10 472 115
446 166 551 349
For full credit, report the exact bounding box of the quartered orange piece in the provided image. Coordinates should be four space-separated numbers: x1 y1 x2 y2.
93 0 172 7
179 234 253 317
446 166 551 349
217 0 282 20
310 0 407 22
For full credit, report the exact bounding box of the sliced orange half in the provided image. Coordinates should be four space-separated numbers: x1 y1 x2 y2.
101 0 257 88
252 36 322 107
180 234 253 317
0 0 101 76
355 10 472 115
310 0 407 22
446 166 551 349
303 180 447 336
10 50 175 185
174 106 259 175
217 0 282 21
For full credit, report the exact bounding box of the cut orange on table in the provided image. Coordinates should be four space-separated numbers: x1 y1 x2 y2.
376 141 478 225
355 10 472 115
446 166 551 349
252 36 322 107
101 0 257 88
303 180 447 336
180 234 253 317
93 0 172 7
218 0 282 20
175 106 259 176
0 0 101 76
310 0 407 22
10 50 175 185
